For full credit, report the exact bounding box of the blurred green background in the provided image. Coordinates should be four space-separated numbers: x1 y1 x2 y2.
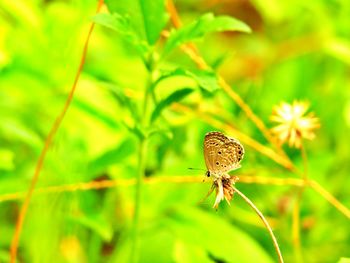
0 0 350 262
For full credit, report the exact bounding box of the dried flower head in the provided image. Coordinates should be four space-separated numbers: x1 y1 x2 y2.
212 175 238 209
270 101 320 148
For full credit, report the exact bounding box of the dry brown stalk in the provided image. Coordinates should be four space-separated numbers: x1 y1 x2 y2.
232 186 284 263
0 175 305 203
9 1 105 262
308 180 350 219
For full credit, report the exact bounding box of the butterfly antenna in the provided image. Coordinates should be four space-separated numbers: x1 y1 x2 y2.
188 167 206 171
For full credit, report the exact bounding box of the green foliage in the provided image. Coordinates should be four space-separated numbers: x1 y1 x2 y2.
157 68 221 92
1 0 350 263
339 258 350 263
166 207 274 263
105 0 169 45
163 12 251 56
92 13 150 55
88 139 136 178
151 88 193 122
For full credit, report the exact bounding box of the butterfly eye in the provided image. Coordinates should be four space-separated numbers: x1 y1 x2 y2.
216 162 219 165
218 151 222 154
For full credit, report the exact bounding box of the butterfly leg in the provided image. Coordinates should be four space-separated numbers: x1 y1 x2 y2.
213 178 224 209
197 183 215 205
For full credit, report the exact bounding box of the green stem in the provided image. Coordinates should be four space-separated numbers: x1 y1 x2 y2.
292 142 308 263
130 53 156 263
130 138 147 263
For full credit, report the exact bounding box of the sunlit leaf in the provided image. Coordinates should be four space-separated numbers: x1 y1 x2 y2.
338 258 350 263
0 118 42 148
0 249 9 262
104 0 168 45
157 68 220 92
166 207 274 263
104 83 140 122
137 0 169 44
73 98 120 130
0 149 14 171
93 13 149 55
163 13 251 55
151 88 193 122
70 213 113 242
173 240 212 263
325 38 350 65
88 139 136 177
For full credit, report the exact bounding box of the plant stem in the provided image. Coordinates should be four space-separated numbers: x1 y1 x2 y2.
309 180 350 219
130 138 147 263
130 54 155 263
292 142 308 262
232 186 284 263
0 175 306 203
9 2 104 262
300 143 308 180
292 189 303 263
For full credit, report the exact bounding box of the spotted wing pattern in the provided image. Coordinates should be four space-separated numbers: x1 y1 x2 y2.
203 131 244 175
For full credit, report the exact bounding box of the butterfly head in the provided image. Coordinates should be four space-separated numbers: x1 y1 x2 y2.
205 171 211 177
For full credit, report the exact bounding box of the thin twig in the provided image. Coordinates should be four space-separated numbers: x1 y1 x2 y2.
166 0 182 28
9 1 105 262
232 186 284 263
239 175 304 186
0 175 305 203
309 180 350 219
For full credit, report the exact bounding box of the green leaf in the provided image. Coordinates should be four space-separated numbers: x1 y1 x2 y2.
158 68 220 92
104 83 140 122
338 258 350 263
0 249 10 262
69 213 113 242
163 13 251 55
92 13 149 54
104 0 168 45
166 207 274 263
138 0 169 44
123 122 145 140
324 38 350 65
0 149 14 171
0 117 42 148
189 69 221 92
73 98 120 130
88 139 135 176
139 227 175 263
151 88 193 122
173 240 212 263
147 128 173 140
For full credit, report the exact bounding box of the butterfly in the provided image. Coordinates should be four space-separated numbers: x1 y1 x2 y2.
203 131 244 179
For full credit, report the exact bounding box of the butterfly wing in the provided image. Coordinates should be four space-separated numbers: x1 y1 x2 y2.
204 132 227 173
204 132 244 175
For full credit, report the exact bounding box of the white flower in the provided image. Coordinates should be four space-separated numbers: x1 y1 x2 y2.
270 101 320 148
